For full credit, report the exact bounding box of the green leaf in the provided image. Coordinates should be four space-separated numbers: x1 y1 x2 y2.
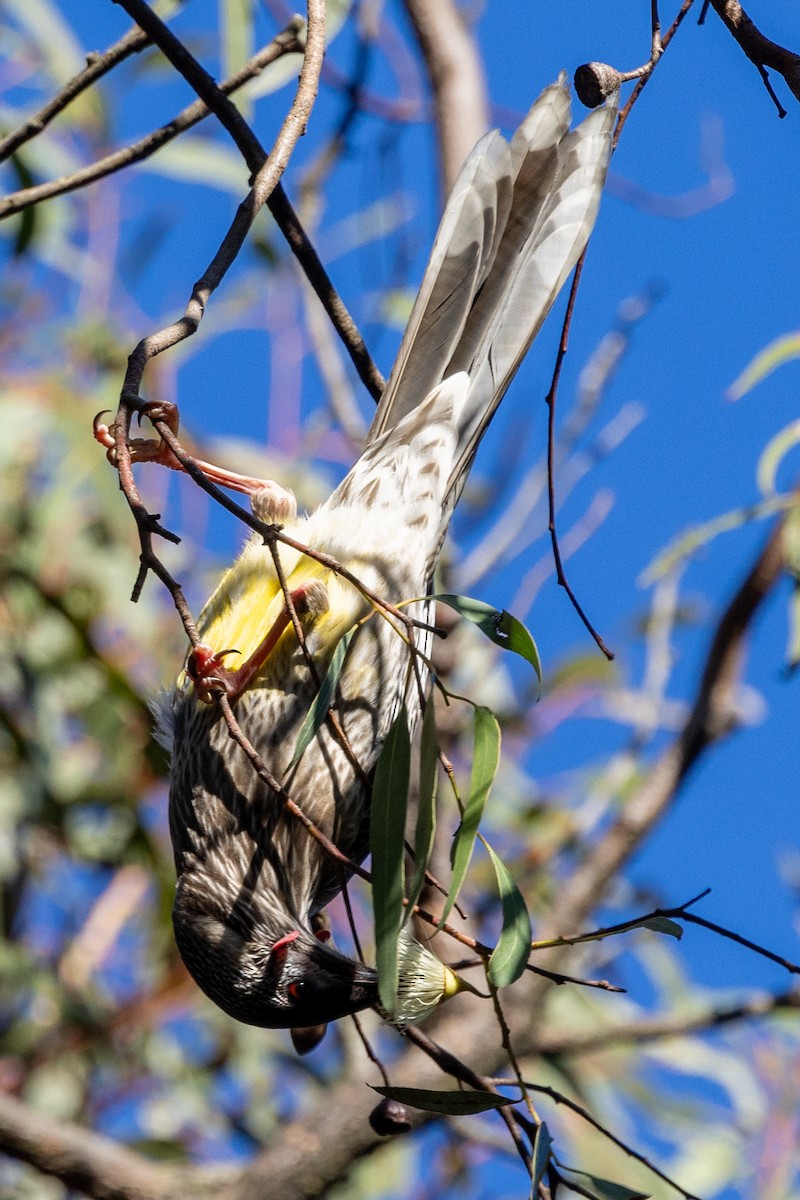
483 838 532 986
641 916 683 940
403 701 438 925
531 1122 553 1197
439 707 500 928
288 629 355 770
371 1085 514 1116
558 1165 650 1200
756 419 800 497
9 152 37 257
728 330 800 400
371 706 411 1013
787 584 800 673
433 594 541 683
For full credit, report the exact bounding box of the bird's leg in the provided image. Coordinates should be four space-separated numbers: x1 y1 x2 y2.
187 579 330 704
93 401 273 497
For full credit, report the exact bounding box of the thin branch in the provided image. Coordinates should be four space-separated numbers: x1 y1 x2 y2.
544 257 615 661
508 1081 702 1200
537 515 787 941
536 986 800 1056
0 22 303 218
0 24 150 163
109 0 383 399
707 0 800 113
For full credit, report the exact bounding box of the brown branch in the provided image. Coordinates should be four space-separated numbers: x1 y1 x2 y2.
109 0 383 400
707 0 800 113
0 1090 237 1200
0 24 150 163
0 22 304 218
537 986 800 1056
402 0 489 196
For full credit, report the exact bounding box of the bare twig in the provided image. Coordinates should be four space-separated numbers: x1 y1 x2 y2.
0 22 304 218
544 258 615 661
537 516 787 940
109 0 383 400
537 986 800 1056
706 0 800 114
0 24 150 163
508 1081 703 1200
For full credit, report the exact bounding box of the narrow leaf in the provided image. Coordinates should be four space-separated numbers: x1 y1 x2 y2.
403 701 438 925
531 1122 553 1197
787 584 800 673
728 330 800 400
439 706 500 928
288 629 355 770
559 1166 650 1200
483 838 532 986
756 419 800 497
371 1085 514 1116
433 594 541 682
641 916 683 940
371 706 411 1013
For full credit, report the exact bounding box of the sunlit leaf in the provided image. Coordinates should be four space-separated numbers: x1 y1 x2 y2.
403 701 438 924
371 706 411 1013
371 1085 514 1115
728 331 800 400
138 137 248 194
288 629 355 770
756 419 800 497
220 0 253 93
433 594 542 684
438 706 500 928
483 837 532 986
787 585 800 673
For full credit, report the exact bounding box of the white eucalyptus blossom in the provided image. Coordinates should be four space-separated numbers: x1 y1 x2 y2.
393 931 466 1025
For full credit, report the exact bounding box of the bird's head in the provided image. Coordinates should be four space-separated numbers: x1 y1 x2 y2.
172 882 378 1029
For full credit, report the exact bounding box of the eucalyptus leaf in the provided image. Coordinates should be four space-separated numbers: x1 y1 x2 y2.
371 1085 514 1116
559 1165 650 1200
483 837 532 986
288 629 355 770
756 419 800 497
531 1121 553 1197
433 594 541 683
641 916 683 940
403 701 438 925
370 706 411 1013
728 330 800 400
438 706 500 928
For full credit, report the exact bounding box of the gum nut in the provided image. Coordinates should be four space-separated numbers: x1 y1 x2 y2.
369 1097 412 1137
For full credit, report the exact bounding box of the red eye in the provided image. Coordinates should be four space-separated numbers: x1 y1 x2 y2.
288 981 305 1001
314 929 331 943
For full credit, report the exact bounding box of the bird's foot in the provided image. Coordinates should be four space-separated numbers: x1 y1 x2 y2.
94 401 279 498
188 579 330 702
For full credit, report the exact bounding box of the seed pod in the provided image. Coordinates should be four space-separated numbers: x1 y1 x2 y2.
369 1097 412 1137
